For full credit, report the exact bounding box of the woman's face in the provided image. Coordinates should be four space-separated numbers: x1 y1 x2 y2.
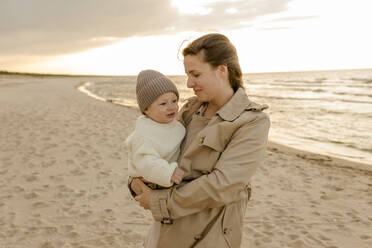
183 53 228 103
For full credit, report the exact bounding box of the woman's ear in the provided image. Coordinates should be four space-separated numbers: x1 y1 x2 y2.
217 64 228 78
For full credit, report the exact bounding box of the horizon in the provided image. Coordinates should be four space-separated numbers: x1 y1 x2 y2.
2 67 372 78
1 0 372 75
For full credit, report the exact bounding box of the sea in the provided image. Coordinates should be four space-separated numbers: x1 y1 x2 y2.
76 69 372 166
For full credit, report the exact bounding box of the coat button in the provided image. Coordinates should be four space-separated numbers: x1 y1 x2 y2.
160 218 173 224
198 136 205 145
194 234 203 240
223 228 231 235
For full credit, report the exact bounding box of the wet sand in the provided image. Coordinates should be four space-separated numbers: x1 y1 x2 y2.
0 75 371 247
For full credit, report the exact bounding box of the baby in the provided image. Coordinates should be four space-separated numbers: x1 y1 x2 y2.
125 70 185 191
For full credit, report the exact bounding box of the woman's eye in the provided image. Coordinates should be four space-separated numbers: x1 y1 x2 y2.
172 99 177 103
160 103 166 106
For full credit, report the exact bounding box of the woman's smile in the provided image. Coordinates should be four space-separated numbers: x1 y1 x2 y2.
193 88 202 95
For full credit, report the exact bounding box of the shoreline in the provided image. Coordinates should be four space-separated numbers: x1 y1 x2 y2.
77 81 372 172
268 141 372 172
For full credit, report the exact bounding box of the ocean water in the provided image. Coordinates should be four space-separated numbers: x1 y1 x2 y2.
78 69 372 165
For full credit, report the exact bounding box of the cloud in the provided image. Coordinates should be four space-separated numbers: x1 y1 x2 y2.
266 15 318 23
0 0 293 56
256 27 292 31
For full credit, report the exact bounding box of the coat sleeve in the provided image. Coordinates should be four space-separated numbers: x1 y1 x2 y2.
131 136 178 188
150 113 270 221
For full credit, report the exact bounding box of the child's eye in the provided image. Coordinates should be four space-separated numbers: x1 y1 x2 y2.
160 102 166 105
193 73 200 78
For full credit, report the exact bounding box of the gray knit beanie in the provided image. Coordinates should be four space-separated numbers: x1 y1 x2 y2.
136 70 179 113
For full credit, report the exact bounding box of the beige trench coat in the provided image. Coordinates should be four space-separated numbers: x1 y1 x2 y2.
145 88 270 248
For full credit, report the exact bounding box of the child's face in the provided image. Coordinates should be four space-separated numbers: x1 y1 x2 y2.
144 92 179 124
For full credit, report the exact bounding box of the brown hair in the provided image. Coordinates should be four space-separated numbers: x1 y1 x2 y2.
182 33 244 92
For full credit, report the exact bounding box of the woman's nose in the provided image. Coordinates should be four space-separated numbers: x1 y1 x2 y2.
187 77 194 88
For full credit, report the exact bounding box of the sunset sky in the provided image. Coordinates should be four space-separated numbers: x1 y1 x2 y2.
1 0 371 75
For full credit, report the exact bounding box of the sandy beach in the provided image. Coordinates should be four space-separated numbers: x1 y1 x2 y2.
1 75 371 248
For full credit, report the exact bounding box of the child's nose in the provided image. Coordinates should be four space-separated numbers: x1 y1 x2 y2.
168 103 177 111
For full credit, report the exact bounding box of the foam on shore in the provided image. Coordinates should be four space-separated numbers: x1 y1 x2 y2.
77 81 138 108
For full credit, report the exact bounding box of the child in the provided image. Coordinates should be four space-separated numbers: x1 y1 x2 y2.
125 69 185 191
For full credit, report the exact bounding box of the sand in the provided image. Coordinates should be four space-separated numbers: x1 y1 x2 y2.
0 75 371 248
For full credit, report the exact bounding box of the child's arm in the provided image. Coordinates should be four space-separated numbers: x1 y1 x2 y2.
131 136 184 187
171 168 185 184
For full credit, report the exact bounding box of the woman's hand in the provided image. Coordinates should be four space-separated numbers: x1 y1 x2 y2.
130 177 144 195
131 178 151 210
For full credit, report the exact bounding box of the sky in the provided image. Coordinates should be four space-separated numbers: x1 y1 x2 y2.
1 0 372 75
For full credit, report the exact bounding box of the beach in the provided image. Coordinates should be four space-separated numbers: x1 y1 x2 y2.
0 74 371 248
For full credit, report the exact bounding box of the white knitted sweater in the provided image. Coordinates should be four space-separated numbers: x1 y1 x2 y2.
124 115 186 187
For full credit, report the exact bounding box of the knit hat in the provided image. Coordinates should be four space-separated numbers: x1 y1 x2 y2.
136 70 179 113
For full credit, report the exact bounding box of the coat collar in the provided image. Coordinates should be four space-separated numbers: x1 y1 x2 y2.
216 87 269 121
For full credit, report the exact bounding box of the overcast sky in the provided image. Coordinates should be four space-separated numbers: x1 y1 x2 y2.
1 0 372 75
0 0 292 55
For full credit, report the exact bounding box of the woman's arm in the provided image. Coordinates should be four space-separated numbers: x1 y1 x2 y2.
148 113 270 221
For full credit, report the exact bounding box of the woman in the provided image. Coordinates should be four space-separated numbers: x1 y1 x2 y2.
131 33 270 247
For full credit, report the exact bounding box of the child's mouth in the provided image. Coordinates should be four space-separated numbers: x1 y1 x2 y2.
167 112 175 118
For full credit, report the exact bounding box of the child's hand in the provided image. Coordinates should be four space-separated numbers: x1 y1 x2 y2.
171 168 185 184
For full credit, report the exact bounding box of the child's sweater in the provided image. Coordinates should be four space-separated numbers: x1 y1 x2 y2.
124 115 186 187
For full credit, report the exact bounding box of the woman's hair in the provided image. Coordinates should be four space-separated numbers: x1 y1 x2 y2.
182 33 244 92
